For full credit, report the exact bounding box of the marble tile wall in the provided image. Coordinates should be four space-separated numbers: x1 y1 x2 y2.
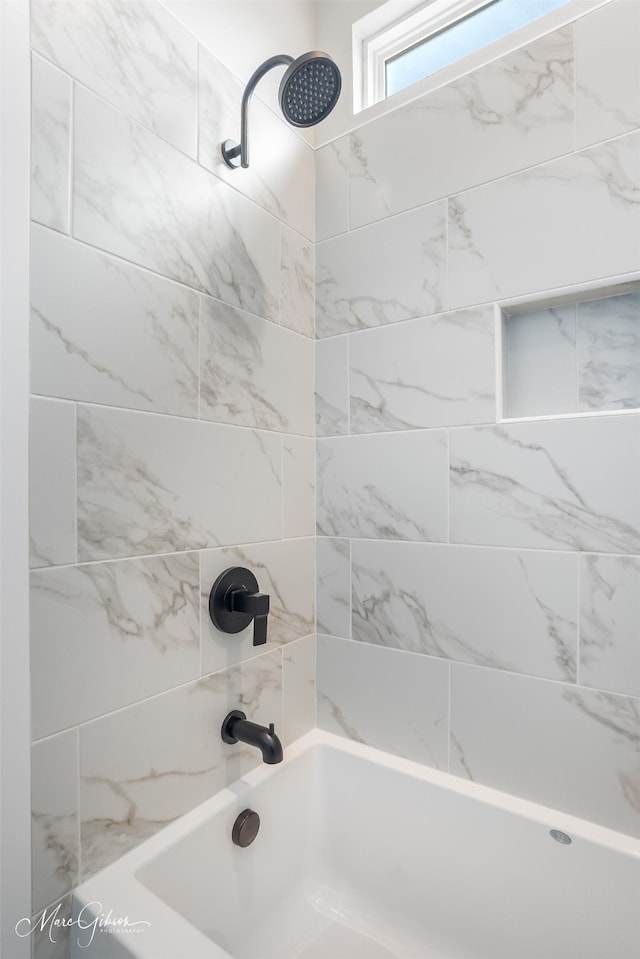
316 0 640 839
28 0 316 933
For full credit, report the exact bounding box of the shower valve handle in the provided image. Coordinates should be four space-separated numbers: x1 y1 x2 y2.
209 567 270 646
230 587 269 645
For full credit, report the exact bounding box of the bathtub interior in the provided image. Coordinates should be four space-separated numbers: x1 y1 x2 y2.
135 740 640 959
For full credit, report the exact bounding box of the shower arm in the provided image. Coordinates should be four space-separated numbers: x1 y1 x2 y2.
221 54 293 169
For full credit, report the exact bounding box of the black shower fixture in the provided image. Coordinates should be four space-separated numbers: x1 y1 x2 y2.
221 51 342 169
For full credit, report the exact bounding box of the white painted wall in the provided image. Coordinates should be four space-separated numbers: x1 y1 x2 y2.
0 0 32 955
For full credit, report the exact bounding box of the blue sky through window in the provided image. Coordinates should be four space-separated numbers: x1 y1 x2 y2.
385 0 571 97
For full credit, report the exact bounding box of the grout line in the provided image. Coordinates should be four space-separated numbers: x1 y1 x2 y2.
347 537 352 640
446 429 451 544
72 401 78 566
195 41 200 163
67 78 74 235
447 662 452 774
31 535 317 574
75 726 82 885
575 553 581 686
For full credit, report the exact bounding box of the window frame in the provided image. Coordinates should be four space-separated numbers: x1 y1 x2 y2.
354 0 613 114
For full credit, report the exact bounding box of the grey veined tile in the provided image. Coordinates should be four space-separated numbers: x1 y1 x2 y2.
350 27 573 228
317 432 449 542
283 635 316 746
317 635 449 769
576 0 640 150
580 555 640 699
31 731 79 914
450 664 640 836
316 202 447 337
449 131 640 309
31 56 70 233
77 405 282 561
450 416 640 553
30 553 201 738
316 136 350 242
29 397 76 569
350 306 495 432
351 540 578 681
73 87 280 321
578 292 640 412
31 225 199 416
199 298 314 435
283 436 315 539
317 537 350 639
280 225 314 337
316 336 349 437
31 0 197 155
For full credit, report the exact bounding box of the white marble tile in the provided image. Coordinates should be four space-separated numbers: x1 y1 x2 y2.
31 0 197 155
577 292 640 412
198 46 314 240
316 136 349 242
317 635 449 769
80 649 282 877
200 538 315 674
31 56 70 233
316 335 349 437
450 664 640 836
73 87 280 321
283 436 315 538
77 405 282 561
199 297 314 435
282 634 315 746
350 28 574 229
29 398 76 569
576 0 640 150
450 416 640 553
449 132 640 309
31 225 199 416
280 226 314 337
317 537 350 639
31 895 72 959
506 305 577 418
317 432 449 542
31 731 78 913
31 552 201 739
350 306 495 432
580 555 640 699
352 540 578 681
316 202 447 337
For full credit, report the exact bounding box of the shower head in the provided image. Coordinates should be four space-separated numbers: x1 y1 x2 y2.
279 52 342 128
221 51 342 169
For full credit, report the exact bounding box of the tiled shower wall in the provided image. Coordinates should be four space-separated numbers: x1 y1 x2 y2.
316 0 640 838
29 0 316 941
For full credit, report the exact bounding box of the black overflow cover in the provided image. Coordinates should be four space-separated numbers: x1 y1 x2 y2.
232 809 260 847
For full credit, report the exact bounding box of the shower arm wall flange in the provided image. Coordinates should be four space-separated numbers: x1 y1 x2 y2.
221 54 293 170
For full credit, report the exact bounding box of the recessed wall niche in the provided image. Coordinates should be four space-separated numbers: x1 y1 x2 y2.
503 287 640 419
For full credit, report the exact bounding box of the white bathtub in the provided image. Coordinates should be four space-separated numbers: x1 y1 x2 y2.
71 730 640 959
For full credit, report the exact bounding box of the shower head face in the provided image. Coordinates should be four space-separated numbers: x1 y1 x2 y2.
279 52 342 128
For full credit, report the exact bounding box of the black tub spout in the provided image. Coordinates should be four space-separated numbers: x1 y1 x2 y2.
221 710 283 764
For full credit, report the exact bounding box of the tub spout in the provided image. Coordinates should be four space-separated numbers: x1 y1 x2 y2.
221 710 283 764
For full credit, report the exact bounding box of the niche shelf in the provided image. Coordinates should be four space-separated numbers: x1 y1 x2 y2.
498 282 640 421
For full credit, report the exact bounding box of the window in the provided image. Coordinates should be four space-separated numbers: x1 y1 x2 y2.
354 0 594 111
